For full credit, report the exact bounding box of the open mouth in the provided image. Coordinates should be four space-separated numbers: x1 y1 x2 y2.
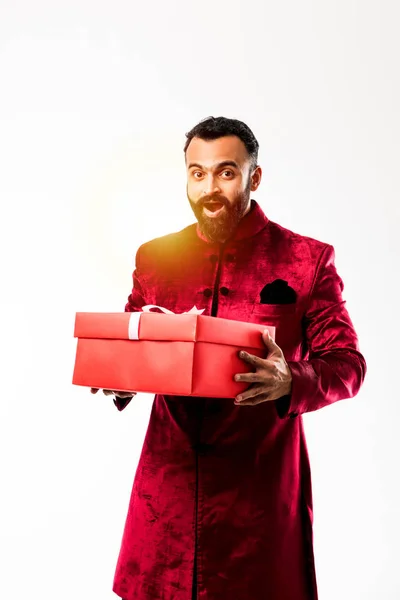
204 201 223 212
203 201 225 217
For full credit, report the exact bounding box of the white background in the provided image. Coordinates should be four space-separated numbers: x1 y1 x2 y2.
0 1 399 599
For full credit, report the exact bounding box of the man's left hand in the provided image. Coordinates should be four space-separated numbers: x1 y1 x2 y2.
234 330 292 406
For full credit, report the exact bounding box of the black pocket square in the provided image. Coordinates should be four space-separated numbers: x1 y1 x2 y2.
259 279 297 304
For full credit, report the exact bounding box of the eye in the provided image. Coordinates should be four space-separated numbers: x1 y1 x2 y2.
221 170 234 178
192 171 203 179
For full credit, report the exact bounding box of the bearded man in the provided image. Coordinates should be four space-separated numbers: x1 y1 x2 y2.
91 116 366 600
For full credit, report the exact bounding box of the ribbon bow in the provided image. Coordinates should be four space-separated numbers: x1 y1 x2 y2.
141 305 205 315
128 305 205 340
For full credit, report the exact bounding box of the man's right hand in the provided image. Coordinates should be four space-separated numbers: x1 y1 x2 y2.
90 388 137 398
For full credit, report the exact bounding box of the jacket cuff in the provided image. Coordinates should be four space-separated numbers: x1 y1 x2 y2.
113 395 134 412
275 360 318 419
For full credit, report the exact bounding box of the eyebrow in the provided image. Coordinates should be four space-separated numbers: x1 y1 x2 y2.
187 160 240 171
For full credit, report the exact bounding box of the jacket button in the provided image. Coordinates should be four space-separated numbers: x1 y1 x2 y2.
220 286 229 296
203 288 213 298
225 253 235 262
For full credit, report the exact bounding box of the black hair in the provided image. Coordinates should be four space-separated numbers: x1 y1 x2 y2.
184 116 259 170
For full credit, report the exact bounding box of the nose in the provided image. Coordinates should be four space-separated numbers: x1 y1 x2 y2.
203 174 221 196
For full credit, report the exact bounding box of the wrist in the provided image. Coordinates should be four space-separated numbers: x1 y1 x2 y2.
284 369 293 396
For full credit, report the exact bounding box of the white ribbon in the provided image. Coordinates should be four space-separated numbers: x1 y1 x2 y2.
141 304 205 315
128 313 142 340
128 305 205 340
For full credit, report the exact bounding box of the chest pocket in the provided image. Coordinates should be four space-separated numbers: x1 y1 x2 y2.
251 303 297 318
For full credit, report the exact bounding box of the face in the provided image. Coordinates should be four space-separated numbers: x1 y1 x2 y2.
186 135 262 243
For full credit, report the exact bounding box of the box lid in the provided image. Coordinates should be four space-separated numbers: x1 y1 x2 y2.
197 315 274 349
74 312 275 349
74 312 198 341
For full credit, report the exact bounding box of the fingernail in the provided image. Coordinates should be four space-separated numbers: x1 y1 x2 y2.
239 351 245 358
236 395 242 402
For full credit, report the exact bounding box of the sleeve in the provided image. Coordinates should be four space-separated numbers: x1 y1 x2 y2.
125 246 148 313
276 244 367 419
114 246 148 412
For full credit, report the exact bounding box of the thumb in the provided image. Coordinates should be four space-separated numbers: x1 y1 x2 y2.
262 329 278 351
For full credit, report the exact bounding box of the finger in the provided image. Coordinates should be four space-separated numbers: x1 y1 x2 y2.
235 393 271 406
235 384 267 403
90 388 99 394
238 351 266 368
234 372 264 383
234 365 278 383
104 390 137 398
262 330 281 354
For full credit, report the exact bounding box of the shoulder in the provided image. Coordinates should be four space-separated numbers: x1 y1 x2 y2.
266 219 333 264
135 223 199 266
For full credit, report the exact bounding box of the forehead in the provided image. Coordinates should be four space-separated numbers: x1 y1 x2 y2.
185 135 249 169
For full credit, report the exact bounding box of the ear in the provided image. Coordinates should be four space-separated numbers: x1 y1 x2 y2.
250 165 262 192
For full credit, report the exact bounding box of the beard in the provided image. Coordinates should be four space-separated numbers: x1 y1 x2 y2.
187 179 252 244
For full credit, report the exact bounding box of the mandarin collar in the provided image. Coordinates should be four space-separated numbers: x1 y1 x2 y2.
195 199 269 244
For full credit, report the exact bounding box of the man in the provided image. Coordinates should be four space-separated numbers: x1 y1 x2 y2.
92 116 366 600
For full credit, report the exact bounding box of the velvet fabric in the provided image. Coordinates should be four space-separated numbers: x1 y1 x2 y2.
112 200 366 600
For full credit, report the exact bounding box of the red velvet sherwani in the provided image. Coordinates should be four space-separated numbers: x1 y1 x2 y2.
112 200 366 600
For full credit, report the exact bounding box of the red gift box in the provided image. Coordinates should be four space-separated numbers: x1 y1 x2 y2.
72 309 275 398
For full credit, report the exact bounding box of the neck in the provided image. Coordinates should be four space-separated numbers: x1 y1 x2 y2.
242 199 252 217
